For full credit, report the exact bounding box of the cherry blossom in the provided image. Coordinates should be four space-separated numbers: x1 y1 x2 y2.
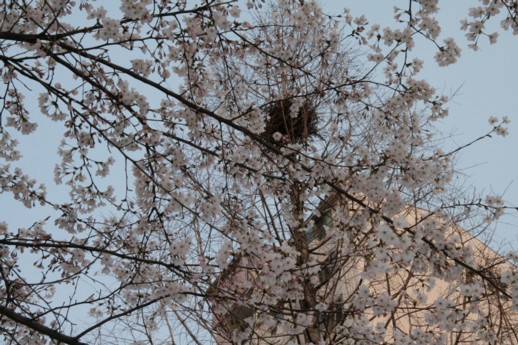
0 0 518 344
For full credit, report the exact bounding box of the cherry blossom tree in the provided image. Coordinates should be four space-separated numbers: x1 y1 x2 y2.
1 0 518 344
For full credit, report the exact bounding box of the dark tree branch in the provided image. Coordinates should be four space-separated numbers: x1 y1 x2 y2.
0 305 88 345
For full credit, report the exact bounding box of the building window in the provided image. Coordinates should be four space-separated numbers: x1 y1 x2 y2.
306 211 333 242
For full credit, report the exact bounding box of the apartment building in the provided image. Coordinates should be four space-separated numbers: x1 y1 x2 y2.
210 195 518 344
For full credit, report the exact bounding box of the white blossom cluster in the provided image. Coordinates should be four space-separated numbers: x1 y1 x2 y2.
0 0 517 344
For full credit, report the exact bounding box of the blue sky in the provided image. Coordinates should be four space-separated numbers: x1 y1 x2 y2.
2 0 517 248
325 1 518 247
1 2 515 341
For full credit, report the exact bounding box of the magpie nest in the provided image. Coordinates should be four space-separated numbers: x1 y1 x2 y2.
262 99 318 143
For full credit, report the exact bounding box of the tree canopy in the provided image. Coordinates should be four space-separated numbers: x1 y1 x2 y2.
1 0 518 344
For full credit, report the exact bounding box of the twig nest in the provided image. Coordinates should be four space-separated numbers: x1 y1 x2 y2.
262 98 318 143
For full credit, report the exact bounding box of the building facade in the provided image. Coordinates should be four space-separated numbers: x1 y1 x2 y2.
210 195 518 344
